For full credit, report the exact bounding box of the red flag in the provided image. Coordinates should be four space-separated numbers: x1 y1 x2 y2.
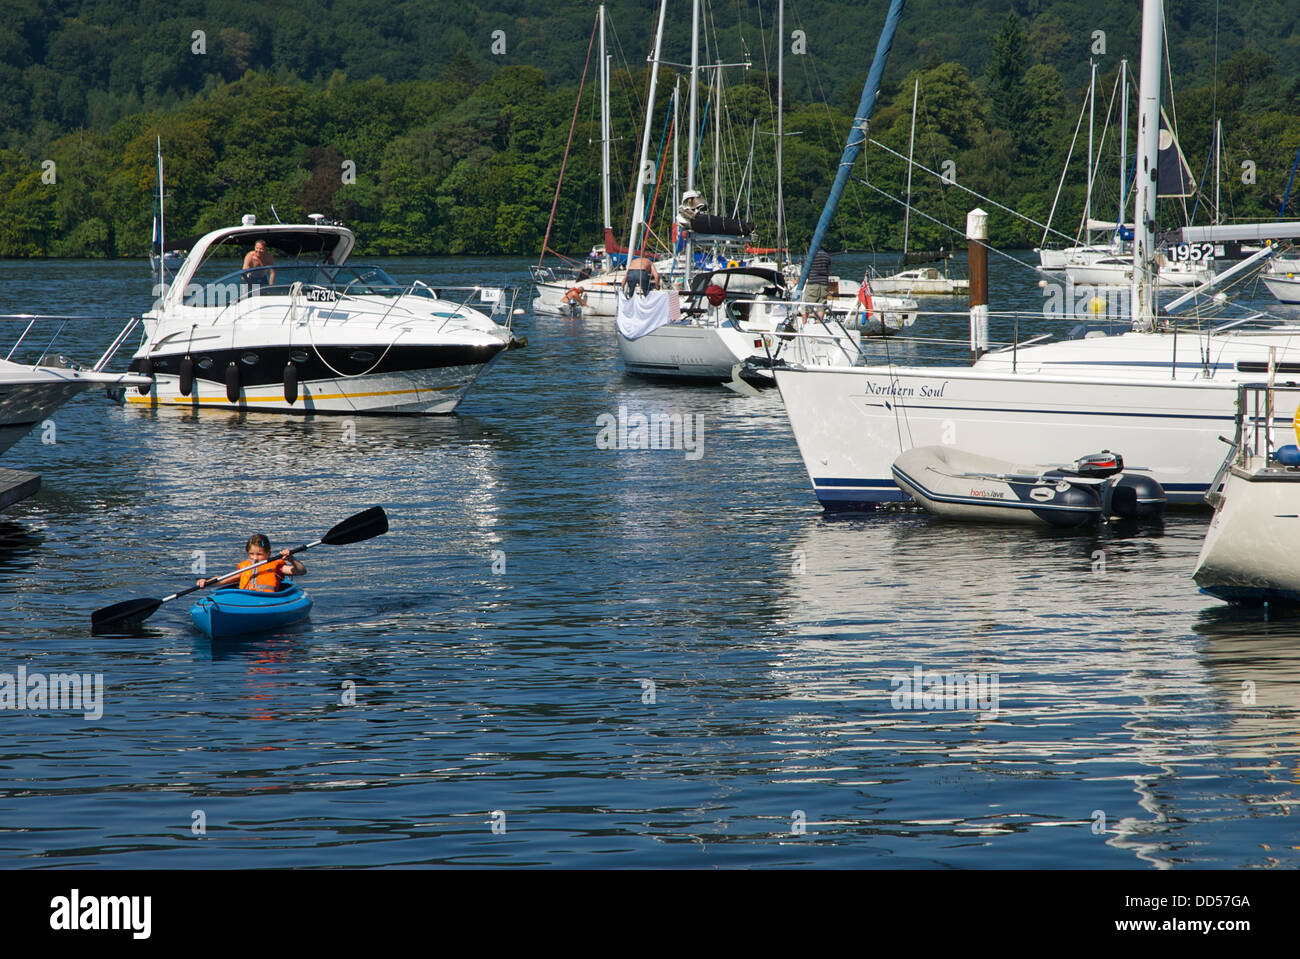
858 277 874 317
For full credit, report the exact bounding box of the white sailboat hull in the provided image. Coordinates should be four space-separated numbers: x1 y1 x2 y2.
868 269 969 296
618 321 764 379
1194 461 1300 603
773 332 1300 509
1065 258 1211 288
1037 245 1115 271
533 275 626 317
1262 271 1300 305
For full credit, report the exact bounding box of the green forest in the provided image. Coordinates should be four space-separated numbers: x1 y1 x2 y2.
1 0 1299 258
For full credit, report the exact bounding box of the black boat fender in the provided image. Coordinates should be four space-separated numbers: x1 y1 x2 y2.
283 361 299 405
179 355 194 396
225 362 240 403
138 356 153 395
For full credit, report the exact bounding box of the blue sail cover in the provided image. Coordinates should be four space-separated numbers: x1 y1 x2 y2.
797 0 908 293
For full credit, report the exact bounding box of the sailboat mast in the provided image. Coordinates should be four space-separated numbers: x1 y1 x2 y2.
156 135 166 298
626 0 669 259
903 78 918 261
686 0 700 287
673 79 680 233
600 4 611 233
688 0 699 196
776 0 784 271
1086 60 1095 243
713 68 722 211
1119 59 1128 241
1132 0 1162 330
1215 118 1222 224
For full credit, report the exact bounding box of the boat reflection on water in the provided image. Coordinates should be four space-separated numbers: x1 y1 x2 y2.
1193 611 1300 763
762 511 1300 866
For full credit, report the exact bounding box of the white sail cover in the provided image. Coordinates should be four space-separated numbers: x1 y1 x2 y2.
1086 219 1135 232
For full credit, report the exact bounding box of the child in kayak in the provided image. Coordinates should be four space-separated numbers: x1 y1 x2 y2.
197 534 306 592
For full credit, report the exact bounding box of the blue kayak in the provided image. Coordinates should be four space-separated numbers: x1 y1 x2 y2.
190 584 312 639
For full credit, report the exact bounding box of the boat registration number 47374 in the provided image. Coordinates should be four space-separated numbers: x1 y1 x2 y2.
305 287 338 302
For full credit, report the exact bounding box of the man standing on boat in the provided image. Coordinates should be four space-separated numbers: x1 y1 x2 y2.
243 240 276 288
805 248 832 308
624 254 659 296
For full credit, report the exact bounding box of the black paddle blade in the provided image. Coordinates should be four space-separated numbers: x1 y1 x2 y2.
91 597 163 634
321 506 388 546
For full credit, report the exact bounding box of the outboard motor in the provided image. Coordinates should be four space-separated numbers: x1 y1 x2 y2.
1071 450 1124 478
1057 450 1165 520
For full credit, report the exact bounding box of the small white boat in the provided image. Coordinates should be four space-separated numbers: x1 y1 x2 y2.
1261 257 1300 305
868 265 969 296
825 277 918 334
891 446 1165 527
1194 383 1300 604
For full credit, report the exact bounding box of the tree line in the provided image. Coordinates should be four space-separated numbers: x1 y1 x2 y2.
1 10 1298 259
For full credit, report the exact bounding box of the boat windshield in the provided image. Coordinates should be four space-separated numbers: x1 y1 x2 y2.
183 264 430 307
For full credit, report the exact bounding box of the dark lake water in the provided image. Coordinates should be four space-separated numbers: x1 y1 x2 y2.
1 253 1298 868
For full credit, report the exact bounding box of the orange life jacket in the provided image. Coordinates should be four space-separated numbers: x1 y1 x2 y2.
238 558 285 592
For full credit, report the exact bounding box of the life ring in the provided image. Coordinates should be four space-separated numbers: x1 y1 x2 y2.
727 260 739 269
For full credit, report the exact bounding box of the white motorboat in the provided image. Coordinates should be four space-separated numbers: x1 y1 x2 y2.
0 356 147 456
892 446 1164 527
125 216 521 415
1261 257 1300 305
1194 383 1300 604
2 313 151 457
773 0 1300 510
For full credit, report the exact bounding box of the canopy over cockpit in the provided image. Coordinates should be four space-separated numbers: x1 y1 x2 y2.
161 219 355 308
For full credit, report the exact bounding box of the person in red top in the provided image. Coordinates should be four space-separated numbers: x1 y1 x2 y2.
197 534 306 592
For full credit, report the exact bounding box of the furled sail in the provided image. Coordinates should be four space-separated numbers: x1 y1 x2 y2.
1157 111 1196 198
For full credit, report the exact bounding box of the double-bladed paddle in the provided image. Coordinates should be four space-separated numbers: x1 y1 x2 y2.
90 506 389 634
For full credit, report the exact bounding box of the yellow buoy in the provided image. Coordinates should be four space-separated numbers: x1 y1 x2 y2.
1088 296 1107 314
